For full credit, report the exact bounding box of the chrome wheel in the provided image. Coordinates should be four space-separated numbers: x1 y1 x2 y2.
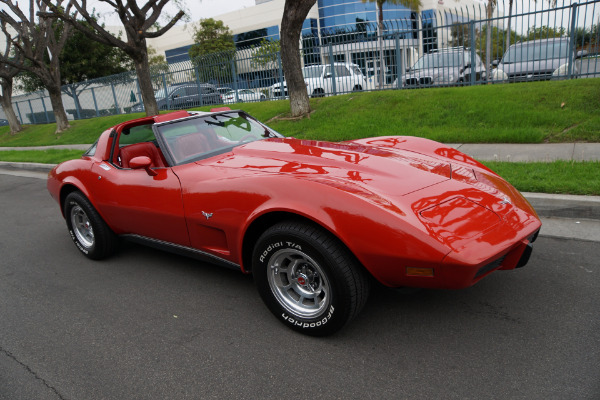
267 248 330 318
70 205 94 248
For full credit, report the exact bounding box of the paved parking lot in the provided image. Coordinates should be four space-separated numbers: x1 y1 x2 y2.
1 173 599 399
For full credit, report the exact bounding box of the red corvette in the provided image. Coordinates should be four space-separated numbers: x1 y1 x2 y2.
48 108 541 336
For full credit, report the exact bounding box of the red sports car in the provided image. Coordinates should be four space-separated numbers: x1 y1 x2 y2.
48 108 541 336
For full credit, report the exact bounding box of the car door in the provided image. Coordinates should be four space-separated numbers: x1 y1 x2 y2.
169 87 187 109
334 64 352 93
200 86 218 105
240 89 254 101
323 65 334 94
184 85 200 107
90 124 190 246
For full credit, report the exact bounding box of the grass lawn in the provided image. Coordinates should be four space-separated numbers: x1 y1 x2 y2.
0 149 598 196
0 149 86 164
481 161 600 196
1 79 598 195
1 78 599 146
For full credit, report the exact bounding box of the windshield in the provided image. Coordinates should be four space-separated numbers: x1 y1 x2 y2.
411 52 464 70
154 88 170 99
155 111 282 165
303 65 323 79
502 40 570 63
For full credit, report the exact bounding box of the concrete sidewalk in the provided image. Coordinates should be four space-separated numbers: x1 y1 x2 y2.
449 142 600 162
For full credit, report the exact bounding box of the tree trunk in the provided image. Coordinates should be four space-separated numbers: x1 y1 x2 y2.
46 83 70 133
377 3 384 89
506 0 514 51
132 48 159 116
485 1 494 84
281 0 316 117
37 34 71 133
0 79 22 134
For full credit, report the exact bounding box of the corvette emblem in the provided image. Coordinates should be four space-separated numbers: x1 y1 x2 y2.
499 197 512 205
202 211 213 220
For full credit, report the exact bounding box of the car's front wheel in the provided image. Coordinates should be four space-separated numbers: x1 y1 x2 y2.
64 191 117 260
252 221 369 336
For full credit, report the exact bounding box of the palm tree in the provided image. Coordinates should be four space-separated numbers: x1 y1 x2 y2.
362 0 421 89
486 0 496 83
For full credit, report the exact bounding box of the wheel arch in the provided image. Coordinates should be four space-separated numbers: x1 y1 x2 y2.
240 211 361 275
59 181 92 217
311 87 325 97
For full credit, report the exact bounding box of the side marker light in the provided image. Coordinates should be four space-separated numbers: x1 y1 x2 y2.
406 267 435 277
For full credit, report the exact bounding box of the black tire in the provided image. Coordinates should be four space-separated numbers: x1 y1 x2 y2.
352 85 363 91
252 221 369 336
311 89 325 98
64 191 117 260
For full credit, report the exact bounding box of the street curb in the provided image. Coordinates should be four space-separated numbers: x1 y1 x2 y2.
0 144 91 151
523 192 600 221
0 161 55 173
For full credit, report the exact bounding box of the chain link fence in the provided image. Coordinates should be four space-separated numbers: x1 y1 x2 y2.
1 0 599 125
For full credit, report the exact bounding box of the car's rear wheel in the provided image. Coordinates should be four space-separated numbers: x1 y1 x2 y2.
353 85 363 91
311 89 325 98
64 191 117 260
252 221 369 336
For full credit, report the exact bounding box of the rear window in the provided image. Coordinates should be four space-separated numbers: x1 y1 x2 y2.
119 124 156 146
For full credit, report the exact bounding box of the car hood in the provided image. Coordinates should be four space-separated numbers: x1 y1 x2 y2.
497 59 565 75
203 137 451 197
405 67 462 79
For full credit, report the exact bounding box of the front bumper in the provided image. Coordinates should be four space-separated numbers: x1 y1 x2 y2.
382 225 540 290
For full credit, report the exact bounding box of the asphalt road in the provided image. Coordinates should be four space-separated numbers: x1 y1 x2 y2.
1 174 599 400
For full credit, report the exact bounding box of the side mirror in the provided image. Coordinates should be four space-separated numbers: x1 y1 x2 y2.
492 60 499 67
129 156 157 176
324 73 332 79
575 50 588 59
405 67 410 73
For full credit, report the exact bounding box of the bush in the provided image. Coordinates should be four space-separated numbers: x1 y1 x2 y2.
67 107 122 120
26 111 55 124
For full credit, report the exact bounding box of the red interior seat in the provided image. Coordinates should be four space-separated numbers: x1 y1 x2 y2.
119 142 167 168
173 133 213 161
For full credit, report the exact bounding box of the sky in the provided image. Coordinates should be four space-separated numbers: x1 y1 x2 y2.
88 0 255 27
1 0 597 37
85 0 598 31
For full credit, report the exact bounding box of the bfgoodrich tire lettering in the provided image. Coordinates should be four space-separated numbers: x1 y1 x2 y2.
253 221 369 336
64 191 116 260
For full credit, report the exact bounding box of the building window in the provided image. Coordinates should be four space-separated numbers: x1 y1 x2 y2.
234 26 279 49
422 9 437 53
165 44 194 64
